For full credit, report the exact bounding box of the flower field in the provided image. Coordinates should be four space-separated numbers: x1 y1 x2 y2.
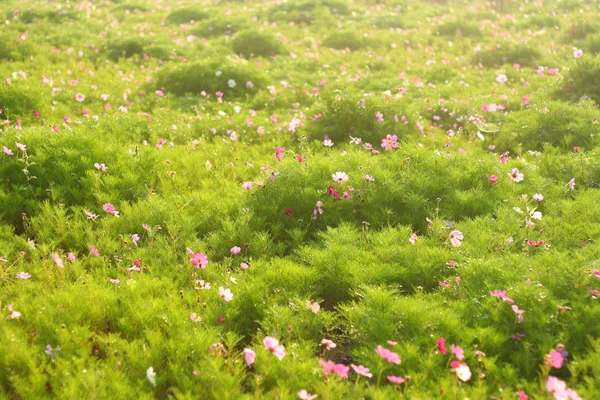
1 0 600 398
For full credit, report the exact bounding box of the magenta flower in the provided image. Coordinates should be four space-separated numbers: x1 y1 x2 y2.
275 146 285 162
375 345 401 365
487 174 498 183
350 364 372 378
102 203 120 217
387 376 405 384
437 337 447 355
548 350 564 369
593 268 600 279
243 348 256 366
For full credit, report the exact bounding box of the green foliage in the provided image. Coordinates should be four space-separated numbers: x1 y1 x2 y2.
107 38 146 61
322 31 369 51
165 8 209 24
154 59 268 97
560 56 600 103
473 44 542 67
231 30 285 58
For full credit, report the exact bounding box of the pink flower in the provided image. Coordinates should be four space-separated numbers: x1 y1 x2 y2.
518 390 529 400
451 344 464 360
437 337 447 355
306 299 320 313
522 96 530 105
263 336 286 360
548 350 564 369
74 93 86 102
375 112 384 123
243 348 256 366
218 287 233 302
500 152 509 164
533 193 544 201
109 278 120 285
573 48 583 59
449 230 463 247
387 376 405 384
190 251 208 269
490 290 514 304
52 252 65 268
512 305 525 323
487 174 498 183
320 339 336 351
155 90 164 97
375 345 401 365
131 234 140 247
102 203 120 217
297 390 318 400
567 178 575 191
94 163 108 171
319 359 349 377
275 146 285 162
3 146 13 156
381 134 399 151
90 245 100 256
408 233 417 245
593 268 600 279
190 313 202 322
230 246 241 255
350 364 372 378
67 252 76 263
508 168 524 182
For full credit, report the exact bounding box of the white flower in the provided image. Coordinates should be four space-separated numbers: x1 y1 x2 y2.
332 172 349 184
146 367 156 387
228 79 236 88
455 363 472 382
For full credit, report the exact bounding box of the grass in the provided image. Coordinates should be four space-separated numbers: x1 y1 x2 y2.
0 0 599 398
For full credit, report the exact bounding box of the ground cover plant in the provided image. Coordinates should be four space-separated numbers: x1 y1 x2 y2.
1 0 600 398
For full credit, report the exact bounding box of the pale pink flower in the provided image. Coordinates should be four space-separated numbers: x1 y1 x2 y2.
306 299 320 313
363 174 375 182
230 246 241 255
195 280 211 290
7 304 21 319
109 278 120 285
573 48 583 59
351 364 372 378
15 272 31 279
375 112 384 123
508 168 524 182
218 287 233 302
297 390 318 400
533 193 544 201
320 339 336 351
190 251 208 269
449 230 463 247
52 252 65 268
131 234 140 247
522 96 530 105
567 178 575 191
3 146 13 156
242 182 253 190
94 163 108 171
74 93 86 102
512 305 525 323
243 348 256 366
263 336 285 360
84 210 99 220
190 313 202 322
546 376 582 400
275 146 285 162
319 359 349 377
451 344 465 360
67 252 76 263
